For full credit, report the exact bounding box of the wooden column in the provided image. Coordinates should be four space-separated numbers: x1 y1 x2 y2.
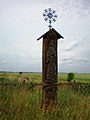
37 28 63 109
42 30 58 84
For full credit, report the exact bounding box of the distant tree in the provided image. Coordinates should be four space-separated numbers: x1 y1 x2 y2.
19 72 22 74
67 72 75 82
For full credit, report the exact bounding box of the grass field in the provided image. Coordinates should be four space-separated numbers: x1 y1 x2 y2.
0 72 90 120
0 72 90 84
58 73 90 83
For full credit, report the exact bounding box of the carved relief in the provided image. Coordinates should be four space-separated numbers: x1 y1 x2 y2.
42 84 57 109
46 38 57 83
42 30 58 84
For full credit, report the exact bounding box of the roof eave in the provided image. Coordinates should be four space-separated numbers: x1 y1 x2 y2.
37 28 64 41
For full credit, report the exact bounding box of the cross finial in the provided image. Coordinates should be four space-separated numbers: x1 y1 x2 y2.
43 8 57 30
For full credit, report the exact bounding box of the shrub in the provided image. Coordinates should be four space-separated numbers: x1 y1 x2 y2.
19 72 22 74
67 72 75 82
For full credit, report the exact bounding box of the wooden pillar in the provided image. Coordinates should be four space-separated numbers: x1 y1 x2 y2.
42 30 58 84
37 28 63 109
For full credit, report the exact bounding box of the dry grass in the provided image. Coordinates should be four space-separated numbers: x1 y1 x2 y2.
0 72 90 120
0 84 90 120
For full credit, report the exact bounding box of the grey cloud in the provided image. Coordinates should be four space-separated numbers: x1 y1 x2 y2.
64 40 78 51
82 35 87 41
59 56 89 73
81 34 89 43
0 52 41 72
59 64 90 73
81 0 90 10
50 0 90 16
62 56 73 62
63 60 73 65
63 34 88 52
61 56 88 65
0 62 41 72
75 57 88 62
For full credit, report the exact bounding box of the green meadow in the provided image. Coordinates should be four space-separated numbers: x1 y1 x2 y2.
0 72 90 120
0 72 90 84
58 73 90 83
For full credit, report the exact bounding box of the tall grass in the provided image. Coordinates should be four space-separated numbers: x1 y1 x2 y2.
0 84 90 120
0 73 90 119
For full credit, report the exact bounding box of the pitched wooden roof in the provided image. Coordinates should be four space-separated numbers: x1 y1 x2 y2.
37 28 64 40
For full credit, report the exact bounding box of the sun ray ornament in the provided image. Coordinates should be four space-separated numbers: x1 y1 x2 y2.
43 8 57 30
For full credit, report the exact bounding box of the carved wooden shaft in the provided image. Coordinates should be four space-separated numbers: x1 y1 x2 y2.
37 28 63 109
42 84 57 109
42 30 58 109
42 30 58 84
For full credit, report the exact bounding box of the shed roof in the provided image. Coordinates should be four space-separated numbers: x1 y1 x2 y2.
37 28 64 41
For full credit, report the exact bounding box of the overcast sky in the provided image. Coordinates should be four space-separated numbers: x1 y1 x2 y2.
0 0 90 73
